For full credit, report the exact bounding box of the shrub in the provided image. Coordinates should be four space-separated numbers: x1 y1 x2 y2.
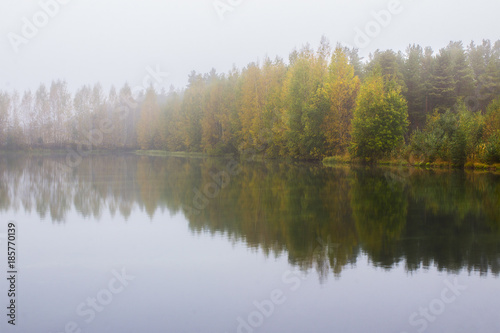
483 134 500 164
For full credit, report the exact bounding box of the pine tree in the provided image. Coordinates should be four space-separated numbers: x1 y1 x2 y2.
365 50 406 92
345 47 364 80
446 41 475 101
421 47 435 115
403 44 425 131
429 49 456 111
467 40 500 111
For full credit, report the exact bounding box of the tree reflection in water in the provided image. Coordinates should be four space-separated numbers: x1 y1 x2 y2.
1 154 499 279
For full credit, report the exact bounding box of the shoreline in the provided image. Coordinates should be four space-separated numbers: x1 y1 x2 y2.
2 149 500 173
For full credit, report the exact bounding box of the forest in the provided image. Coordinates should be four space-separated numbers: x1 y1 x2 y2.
1 38 500 166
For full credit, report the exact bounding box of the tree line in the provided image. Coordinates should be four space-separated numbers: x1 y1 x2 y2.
1 38 500 165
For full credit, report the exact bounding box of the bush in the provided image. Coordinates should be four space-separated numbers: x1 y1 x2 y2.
483 134 500 164
409 103 485 166
409 112 454 162
451 128 467 167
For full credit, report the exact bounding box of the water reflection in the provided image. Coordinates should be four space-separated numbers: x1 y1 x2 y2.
1 154 499 277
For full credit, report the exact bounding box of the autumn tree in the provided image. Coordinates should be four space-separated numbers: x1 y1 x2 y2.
238 62 264 152
6 91 24 149
321 46 360 155
239 57 287 157
160 86 185 152
20 91 35 145
0 92 10 146
34 84 51 145
261 57 287 157
49 80 72 146
73 85 93 145
137 86 161 150
201 69 231 154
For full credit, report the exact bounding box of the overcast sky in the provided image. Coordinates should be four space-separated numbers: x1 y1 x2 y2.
1 0 499 94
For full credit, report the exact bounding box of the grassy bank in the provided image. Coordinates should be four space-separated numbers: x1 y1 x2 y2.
323 155 500 172
134 150 217 158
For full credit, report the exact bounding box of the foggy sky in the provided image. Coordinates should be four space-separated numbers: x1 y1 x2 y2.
1 0 499 94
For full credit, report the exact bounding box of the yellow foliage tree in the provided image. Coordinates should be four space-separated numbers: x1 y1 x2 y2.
321 47 360 155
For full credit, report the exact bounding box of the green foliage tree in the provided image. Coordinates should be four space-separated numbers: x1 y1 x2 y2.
281 45 327 159
350 72 409 161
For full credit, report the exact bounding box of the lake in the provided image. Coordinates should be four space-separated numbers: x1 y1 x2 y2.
0 154 499 333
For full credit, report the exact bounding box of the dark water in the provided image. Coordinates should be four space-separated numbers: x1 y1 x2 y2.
0 154 499 333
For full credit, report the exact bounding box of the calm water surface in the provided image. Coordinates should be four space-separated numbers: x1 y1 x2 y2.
0 154 499 333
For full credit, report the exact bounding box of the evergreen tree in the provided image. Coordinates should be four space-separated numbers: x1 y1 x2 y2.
446 41 475 101
403 44 425 131
468 40 500 111
421 47 435 115
429 49 456 111
365 50 406 92
345 47 364 80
